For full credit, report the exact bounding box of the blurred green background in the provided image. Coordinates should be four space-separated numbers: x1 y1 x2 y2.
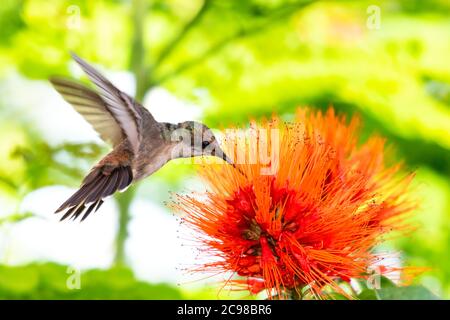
0 0 449 299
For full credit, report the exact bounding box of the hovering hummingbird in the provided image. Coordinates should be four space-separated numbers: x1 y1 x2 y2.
51 53 236 221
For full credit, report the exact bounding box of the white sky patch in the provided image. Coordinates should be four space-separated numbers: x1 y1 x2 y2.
1 73 102 145
143 87 203 123
1 186 116 269
126 199 199 284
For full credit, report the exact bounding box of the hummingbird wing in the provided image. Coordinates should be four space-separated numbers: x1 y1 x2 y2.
55 141 135 221
50 77 124 146
70 52 154 154
55 164 133 222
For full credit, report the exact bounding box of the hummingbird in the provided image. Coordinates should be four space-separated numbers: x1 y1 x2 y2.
51 53 236 222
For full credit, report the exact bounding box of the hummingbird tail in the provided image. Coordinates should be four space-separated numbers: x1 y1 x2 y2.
55 165 133 221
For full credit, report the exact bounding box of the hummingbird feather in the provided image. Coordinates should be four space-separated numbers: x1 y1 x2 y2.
50 77 124 146
56 165 132 221
70 52 149 154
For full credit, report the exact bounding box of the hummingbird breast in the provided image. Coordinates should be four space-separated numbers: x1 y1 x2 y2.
132 138 174 181
131 111 178 181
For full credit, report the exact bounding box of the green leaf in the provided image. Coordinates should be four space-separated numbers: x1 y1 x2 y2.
379 276 397 288
323 292 350 300
377 286 440 300
358 277 440 300
0 265 39 294
0 263 184 299
357 289 378 300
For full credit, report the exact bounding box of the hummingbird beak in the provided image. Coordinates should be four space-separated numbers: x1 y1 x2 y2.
221 152 234 166
220 150 246 177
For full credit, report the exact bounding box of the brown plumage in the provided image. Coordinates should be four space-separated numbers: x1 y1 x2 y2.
51 53 236 221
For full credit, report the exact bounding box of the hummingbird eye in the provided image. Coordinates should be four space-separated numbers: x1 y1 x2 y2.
202 141 211 149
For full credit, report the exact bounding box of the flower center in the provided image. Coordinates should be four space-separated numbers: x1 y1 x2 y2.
226 179 316 281
242 219 262 241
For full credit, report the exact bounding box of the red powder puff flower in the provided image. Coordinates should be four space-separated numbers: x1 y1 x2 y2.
171 108 418 299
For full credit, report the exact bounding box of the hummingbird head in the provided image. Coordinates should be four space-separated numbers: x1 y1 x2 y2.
173 121 234 165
